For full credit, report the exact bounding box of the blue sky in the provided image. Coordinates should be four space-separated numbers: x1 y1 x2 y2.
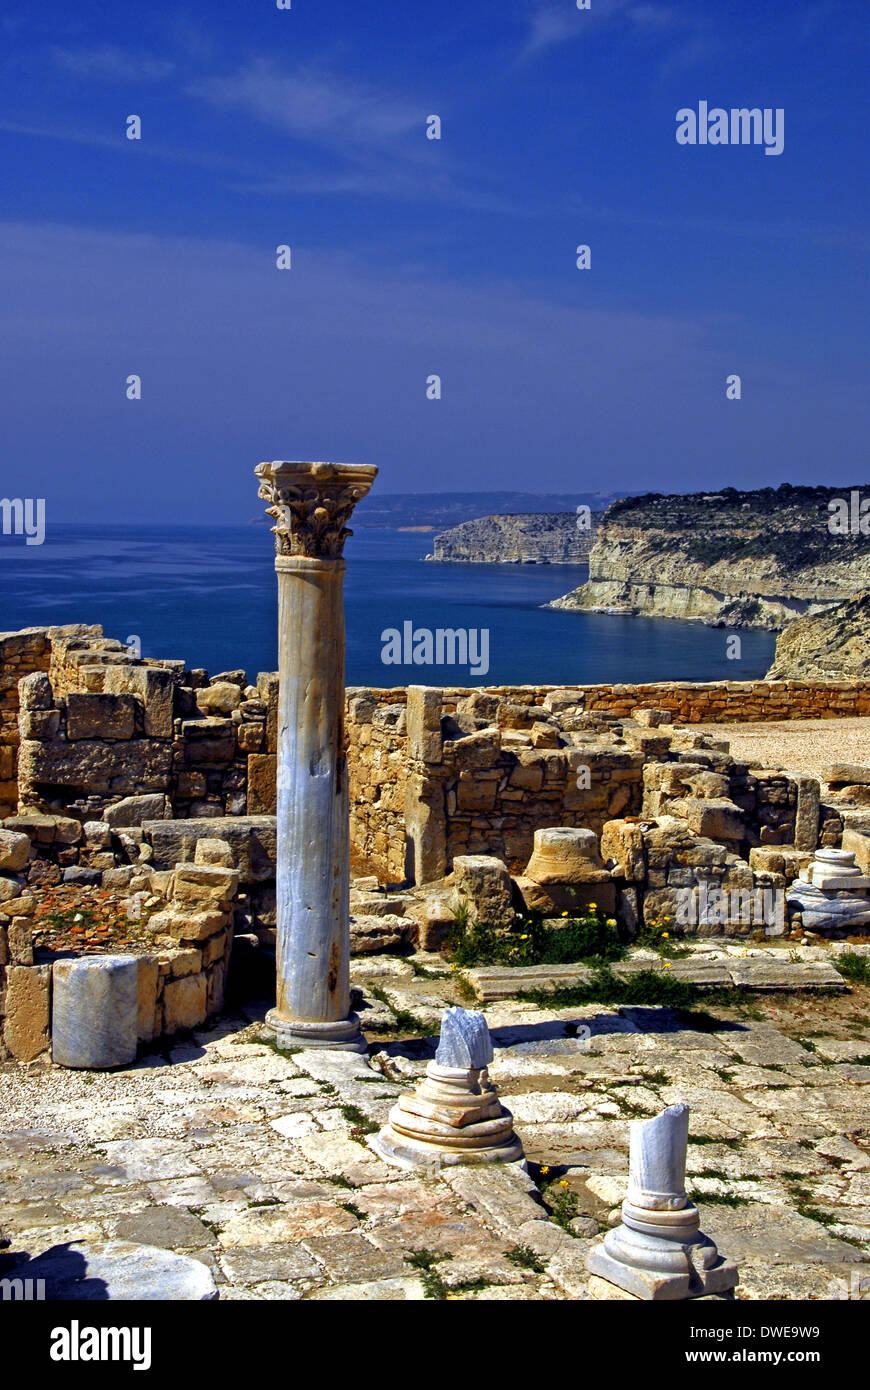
0 0 867 522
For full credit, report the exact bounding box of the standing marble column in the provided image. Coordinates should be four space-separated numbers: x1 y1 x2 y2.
256 460 377 1052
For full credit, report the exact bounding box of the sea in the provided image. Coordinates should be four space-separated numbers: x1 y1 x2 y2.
0 525 776 688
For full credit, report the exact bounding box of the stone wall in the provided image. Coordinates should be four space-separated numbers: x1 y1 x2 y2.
0 822 236 1062
5 626 870 885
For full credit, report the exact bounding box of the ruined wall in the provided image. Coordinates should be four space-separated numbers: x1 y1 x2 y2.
5 626 870 885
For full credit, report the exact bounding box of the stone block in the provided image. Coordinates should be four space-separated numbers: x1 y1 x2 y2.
196 682 242 715
4 1240 217 1300
674 797 744 842
237 721 264 753
52 955 139 1069
257 672 279 752
825 763 870 786
162 946 202 978
631 708 673 727
194 837 234 867
18 671 52 710
594 817 644 884
20 709 61 739
104 793 170 827
173 862 239 907
247 753 276 814
452 854 515 927
793 776 820 852
514 875 616 917
404 773 447 884
8 917 33 964
0 828 30 872
136 955 159 1042
180 718 236 764
103 665 176 739
3 963 51 1061
66 692 137 741
162 973 207 1033
145 816 276 881
17 738 172 796
151 909 228 943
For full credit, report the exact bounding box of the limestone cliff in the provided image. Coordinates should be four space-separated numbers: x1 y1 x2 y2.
766 591 870 679
427 512 596 564
550 485 870 629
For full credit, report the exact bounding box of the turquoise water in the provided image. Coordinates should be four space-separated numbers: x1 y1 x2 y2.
0 525 776 687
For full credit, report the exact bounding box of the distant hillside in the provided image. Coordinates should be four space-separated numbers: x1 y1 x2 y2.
427 512 597 564
353 490 627 530
767 591 870 678
550 484 870 630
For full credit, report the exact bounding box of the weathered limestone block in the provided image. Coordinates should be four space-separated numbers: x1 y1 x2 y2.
349 913 409 955
20 709 61 739
793 775 820 852
66 692 138 741
237 722 264 753
149 909 227 943
246 752 276 813
104 665 175 739
8 917 33 964
145 816 276 880
405 772 447 884
18 738 173 795
824 763 870 787
18 671 53 710
173 862 239 908
4 964 51 1061
452 854 514 927
407 685 443 764
371 1007 523 1169
631 708 673 727
600 820 645 882
180 718 236 764
256 672 280 753
0 828 30 872
136 955 159 1042
162 973 208 1032
524 826 604 885
514 875 616 917
52 956 139 1069
196 682 242 715
194 837 234 867
104 793 170 827
508 751 545 792
672 797 744 842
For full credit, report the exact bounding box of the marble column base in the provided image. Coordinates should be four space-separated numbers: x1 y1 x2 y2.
587 1199 738 1301
265 1009 368 1053
370 1061 524 1170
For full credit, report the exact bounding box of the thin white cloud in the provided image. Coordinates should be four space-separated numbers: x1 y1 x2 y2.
188 60 421 150
50 44 175 82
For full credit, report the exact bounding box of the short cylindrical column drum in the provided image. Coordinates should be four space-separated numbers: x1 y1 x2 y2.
52 955 139 1069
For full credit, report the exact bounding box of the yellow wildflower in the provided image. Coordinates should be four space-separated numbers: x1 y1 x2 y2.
662 932 669 939
607 918 616 926
664 962 672 969
589 902 597 911
561 911 569 917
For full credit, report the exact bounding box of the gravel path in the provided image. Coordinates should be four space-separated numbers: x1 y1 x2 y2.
694 717 870 776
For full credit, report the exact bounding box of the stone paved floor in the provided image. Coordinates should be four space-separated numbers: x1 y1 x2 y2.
2 955 869 1300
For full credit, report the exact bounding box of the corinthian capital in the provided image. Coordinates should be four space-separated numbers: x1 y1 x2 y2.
255 460 378 559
